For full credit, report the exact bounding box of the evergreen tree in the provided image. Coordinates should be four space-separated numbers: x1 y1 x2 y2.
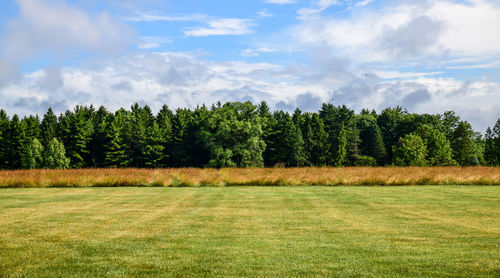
144 121 166 168
356 114 387 164
0 110 10 169
267 112 306 167
377 106 407 164
21 138 44 169
22 115 41 142
484 127 497 166
156 105 174 167
104 110 130 168
319 104 355 166
258 101 278 167
450 121 477 166
88 106 111 167
59 107 93 168
393 134 427 166
43 138 70 169
40 108 58 146
493 119 500 165
4 115 27 169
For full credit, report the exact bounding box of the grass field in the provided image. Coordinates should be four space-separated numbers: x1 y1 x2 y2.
0 186 499 277
1 167 499 187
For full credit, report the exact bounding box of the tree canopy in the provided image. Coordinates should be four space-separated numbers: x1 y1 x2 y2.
0 102 497 169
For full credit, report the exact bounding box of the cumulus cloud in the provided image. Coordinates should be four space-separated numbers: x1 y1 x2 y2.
0 58 20 88
2 0 134 60
0 51 498 131
292 0 500 63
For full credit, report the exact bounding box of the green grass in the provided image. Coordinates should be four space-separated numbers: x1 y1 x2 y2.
0 187 499 277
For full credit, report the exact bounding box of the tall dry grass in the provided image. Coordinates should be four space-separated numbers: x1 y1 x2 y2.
0 167 499 188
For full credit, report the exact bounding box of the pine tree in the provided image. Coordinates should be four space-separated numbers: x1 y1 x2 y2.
21 138 44 169
40 108 59 146
4 115 27 169
43 138 70 169
451 121 477 166
0 110 10 169
59 107 93 168
356 115 387 164
484 127 497 165
156 105 174 167
104 110 130 168
493 119 500 165
144 121 166 168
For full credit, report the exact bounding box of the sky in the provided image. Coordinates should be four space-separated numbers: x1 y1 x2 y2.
0 0 499 131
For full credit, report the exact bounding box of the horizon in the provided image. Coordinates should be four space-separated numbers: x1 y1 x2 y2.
0 0 499 132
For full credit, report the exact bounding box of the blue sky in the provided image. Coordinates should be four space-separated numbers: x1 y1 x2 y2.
0 0 499 131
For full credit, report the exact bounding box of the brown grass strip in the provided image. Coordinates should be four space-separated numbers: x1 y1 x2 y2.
0 167 499 187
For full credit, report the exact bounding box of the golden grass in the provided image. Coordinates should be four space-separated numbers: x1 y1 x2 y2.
0 167 499 187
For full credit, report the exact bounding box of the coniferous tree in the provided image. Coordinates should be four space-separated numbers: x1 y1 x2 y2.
484 127 497 166
377 106 407 164
144 121 166 168
22 115 41 143
356 114 387 164
450 121 477 166
89 106 111 167
156 105 174 167
259 101 278 167
40 108 58 146
4 115 27 169
44 138 70 169
493 119 500 165
59 107 93 168
0 110 10 169
21 138 44 169
104 110 130 168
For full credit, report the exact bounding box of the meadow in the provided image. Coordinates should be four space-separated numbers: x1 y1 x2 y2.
0 167 499 188
0 186 499 277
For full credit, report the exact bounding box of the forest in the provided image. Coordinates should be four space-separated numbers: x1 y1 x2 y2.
0 101 499 169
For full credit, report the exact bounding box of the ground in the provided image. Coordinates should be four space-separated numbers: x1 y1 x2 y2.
1 186 499 277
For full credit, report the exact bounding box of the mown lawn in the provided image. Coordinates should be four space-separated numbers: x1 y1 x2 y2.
0 186 499 277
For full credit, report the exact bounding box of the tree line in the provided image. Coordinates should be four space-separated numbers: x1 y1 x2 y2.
0 101 499 169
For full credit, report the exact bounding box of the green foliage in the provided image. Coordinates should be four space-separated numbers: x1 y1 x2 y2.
144 121 166 168
43 138 70 169
207 102 266 168
415 125 456 166
59 106 93 168
21 138 44 169
0 102 495 169
393 134 427 166
104 110 130 168
356 114 387 164
450 121 478 166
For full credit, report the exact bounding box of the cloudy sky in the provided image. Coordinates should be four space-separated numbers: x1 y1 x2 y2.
0 0 499 131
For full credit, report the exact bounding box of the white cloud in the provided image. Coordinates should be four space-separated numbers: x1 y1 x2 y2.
356 0 374 7
123 13 207 22
0 58 20 88
2 0 134 59
184 18 256 36
258 9 274 18
138 36 172 49
241 47 280 57
1 51 498 131
292 0 500 64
